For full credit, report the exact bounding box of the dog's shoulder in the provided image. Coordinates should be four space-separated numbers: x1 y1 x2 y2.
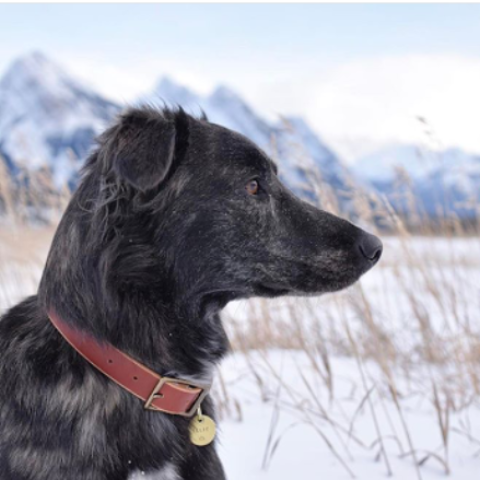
0 296 89 388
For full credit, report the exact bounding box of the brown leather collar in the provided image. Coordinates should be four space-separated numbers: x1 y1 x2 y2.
48 309 210 417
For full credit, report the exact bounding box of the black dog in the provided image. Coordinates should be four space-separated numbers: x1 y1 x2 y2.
0 107 382 480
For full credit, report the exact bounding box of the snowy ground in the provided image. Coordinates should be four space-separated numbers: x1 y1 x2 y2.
219 236 480 479
1 232 479 479
218 352 480 480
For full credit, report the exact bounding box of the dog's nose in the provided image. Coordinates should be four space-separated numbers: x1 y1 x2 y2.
358 233 383 264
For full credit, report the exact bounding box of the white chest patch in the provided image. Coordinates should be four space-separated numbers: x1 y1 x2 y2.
129 463 180 480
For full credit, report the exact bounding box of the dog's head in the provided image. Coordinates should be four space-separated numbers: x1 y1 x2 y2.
41 107 382 321
86 107 382 306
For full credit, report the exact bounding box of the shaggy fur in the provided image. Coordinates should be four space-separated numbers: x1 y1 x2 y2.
0 107 382 479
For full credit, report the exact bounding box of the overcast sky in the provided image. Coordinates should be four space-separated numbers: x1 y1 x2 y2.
1 4 480 161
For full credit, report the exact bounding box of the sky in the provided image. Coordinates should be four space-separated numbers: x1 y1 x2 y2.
1 4 480 161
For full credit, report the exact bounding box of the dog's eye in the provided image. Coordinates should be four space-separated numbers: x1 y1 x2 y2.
246 180 259 196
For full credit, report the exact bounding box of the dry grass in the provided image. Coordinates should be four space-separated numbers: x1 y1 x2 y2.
0 140 479 478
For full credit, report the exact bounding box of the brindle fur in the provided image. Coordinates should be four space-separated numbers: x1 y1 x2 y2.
0 107 381 479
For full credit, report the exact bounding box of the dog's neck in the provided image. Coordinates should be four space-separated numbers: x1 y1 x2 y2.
39 240 229 381
44 284 229 381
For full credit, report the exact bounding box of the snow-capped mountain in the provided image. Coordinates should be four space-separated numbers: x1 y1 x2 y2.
152 80 272 147
4 51 477 221
0 52 119 186
354 144 480 218
149 77 352 199
0 53 353 204
153 77 201 108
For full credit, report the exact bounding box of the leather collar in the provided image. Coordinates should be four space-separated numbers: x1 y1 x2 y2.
47 309 210 417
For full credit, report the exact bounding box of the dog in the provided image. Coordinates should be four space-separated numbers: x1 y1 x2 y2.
0 107 382 480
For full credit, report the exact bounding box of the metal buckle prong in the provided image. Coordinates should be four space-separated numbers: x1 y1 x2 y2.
144 376 211 417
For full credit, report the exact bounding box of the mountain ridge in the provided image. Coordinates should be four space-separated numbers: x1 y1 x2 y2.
0 51 478 220
353 142 480 218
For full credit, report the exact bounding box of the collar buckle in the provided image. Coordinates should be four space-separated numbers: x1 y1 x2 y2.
144 377 211 417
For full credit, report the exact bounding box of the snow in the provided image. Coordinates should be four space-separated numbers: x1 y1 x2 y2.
0 52 119 185
219 352 480 480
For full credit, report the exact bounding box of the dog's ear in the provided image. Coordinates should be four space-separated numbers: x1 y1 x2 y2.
110 108 178 192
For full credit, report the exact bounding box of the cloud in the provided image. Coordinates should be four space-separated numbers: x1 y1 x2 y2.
253 54 480 161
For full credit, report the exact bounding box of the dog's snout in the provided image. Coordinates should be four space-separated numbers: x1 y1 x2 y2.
358 233 383 264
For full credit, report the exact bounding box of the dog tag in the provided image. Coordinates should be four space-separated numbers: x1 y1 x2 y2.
189 409 216 446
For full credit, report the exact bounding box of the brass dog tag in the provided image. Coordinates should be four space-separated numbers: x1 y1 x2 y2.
189 409 216 446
